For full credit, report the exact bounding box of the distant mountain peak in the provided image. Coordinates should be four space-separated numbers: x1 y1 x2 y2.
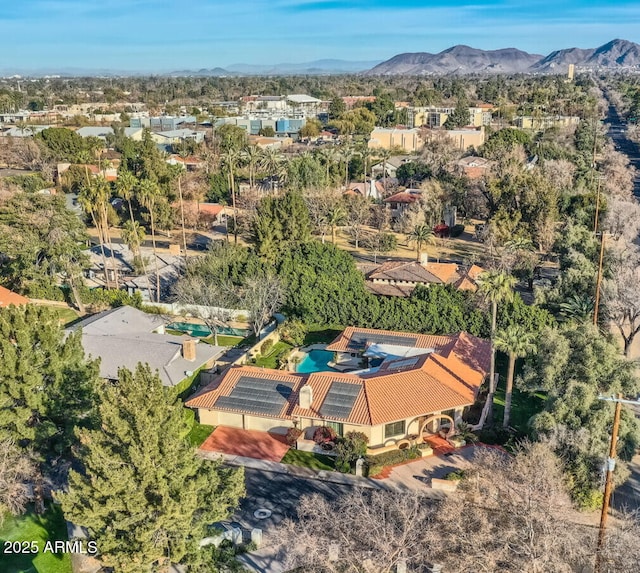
367 39 640 75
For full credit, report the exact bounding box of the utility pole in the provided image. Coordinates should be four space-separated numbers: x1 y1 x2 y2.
594 395 640 572
593 232 608 326
593 176 605 234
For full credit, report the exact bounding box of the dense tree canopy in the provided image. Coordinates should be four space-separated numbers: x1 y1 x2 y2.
60 364 245 573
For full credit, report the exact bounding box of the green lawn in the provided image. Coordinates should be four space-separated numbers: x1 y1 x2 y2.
303 326 344 345
36 305 80 328
281 449 336 471
253 341 293 369
0 504 72 573
188 423 214 447
491 355 547 433
206 335 244 347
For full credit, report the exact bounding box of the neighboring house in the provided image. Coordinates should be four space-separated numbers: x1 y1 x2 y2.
166 154 205 170
57 162 118 182
86 244 182 302
344 180 383 200
0 285 29 308
186 327 490 453
368 128 424 153
370 155 419 179
365 257 484 297
383 189 422 219
68 306 225 387
456 156 492 179
0 125 52 138
75 126 143 141
151 129 206 148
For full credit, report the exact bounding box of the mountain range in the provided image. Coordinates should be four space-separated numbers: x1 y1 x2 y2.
367 39 640 75
168 59 381 77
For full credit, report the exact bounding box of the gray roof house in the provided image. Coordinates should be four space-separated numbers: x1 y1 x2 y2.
68 306 225 387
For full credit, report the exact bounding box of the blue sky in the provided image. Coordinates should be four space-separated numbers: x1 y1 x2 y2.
1 0 639 71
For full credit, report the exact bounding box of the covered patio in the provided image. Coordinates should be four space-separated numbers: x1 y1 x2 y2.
199 426 290 462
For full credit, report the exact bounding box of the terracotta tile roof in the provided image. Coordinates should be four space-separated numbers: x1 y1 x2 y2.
187 330 490 427
365 282 415 297
292 371 371 425
326 327 457 353
185 366 305 418
367 260 451 284
0 286 29 308
422 262 459 283
383 190 421 204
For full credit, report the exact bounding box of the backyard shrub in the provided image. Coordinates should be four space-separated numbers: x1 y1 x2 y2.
335 460 351 473
279 319 308 346
445 470 466 481
365 445 421 470
261 339 273 354
450 224 465 238
335 431 369 467
313 426 337 444
286 427 303 447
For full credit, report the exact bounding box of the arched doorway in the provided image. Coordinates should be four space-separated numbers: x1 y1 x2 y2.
418 414 456 439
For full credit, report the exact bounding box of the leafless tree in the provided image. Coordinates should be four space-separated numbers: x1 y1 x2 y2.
344 195 371 249
303 188 343 244
604 197 640 242
242 272 285 339
279 488 437 573
0 439 35 526
603 245 640 357
276 442 640 573
173 275 236 346
601 145 636 199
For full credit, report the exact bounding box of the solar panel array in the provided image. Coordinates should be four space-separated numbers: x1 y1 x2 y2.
347 332 419 351
320 381 361 420
216 376 294 416
384 357 420 371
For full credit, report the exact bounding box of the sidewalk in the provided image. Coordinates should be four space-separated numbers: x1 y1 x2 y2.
199 450 388 489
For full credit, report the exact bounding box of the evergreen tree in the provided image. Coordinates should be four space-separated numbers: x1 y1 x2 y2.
0 305 98 458
60 364 245 573
443 99 470 129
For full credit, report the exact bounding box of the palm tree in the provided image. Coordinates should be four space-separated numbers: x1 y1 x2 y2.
78 175 118 288
242 144 262 190
327 203 347 245
358 146 375 198
376 148 393 193
494 325 536 429
407 224 435 262
338 144 356 187
476 270 517 425
260 146 285 191
558 294 595 323
221 148 241 243
137 178 161 302
116 169 138 229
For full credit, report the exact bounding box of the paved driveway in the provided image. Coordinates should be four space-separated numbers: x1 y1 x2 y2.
200 426 290 462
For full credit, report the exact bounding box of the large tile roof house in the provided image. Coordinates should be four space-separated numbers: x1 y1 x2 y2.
68 306 225 387
187 327 490 453
366 259 484 297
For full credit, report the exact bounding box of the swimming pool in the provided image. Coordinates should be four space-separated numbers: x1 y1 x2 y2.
167 322 250 338
296 349 337 373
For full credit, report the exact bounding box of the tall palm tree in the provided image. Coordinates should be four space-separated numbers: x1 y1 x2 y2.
494 325 536 428
242 144 262 190
137 178 161 302
221 148 241 243
260 146 285 191
407 224 435 262
327 203 347 245
339 144 355 187
477 270 517 424
358 145 375 198
78 175 118 288
116 169 138 229
376 148 393 193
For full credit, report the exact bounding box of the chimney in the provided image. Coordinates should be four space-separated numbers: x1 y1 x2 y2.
182 339 197 362
299 385 313 409
419 252 429 266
